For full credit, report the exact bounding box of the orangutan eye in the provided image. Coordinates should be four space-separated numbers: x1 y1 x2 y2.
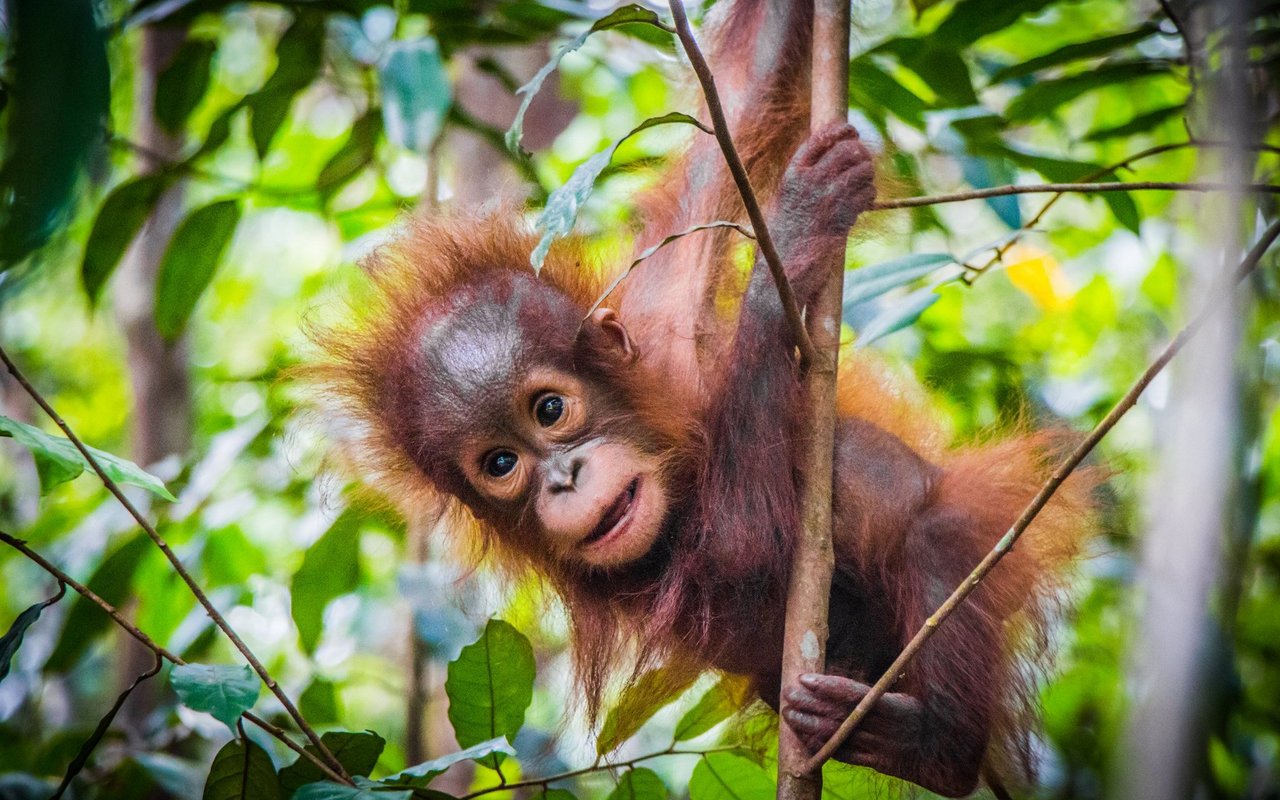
535 395 565 426
485 450 518 478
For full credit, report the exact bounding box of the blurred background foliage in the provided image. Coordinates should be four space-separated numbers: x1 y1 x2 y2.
1 0 1279 797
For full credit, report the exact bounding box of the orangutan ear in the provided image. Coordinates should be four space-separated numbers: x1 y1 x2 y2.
582 307 638 365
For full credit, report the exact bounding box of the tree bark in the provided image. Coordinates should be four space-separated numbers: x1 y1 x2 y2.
776 2 848 798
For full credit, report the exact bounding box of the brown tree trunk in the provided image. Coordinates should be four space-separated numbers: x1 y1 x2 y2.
112 23 192 735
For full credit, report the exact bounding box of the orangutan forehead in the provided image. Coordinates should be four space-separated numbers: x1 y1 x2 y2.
418 299 528 403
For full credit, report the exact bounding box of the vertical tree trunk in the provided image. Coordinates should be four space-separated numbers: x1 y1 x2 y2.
776 2 848 798
1115 1 1254 797
111 23 192 734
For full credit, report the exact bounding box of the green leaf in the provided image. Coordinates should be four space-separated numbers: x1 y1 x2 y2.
931 0 1058 47
318 110 383 202
154 200 242 340
957 155 1021 228
507 4 669 157
997 147 1141 233
848 58 928 129
384 737 515 788
673 675 751 742
605 768 667 800
291 510 362 654
380 38 451 154
280 731 386 793
0 0 110 269
1006 60 1169 121
1083 103 1184 142
843 253 955 310
81 175 171 304
202 738 279 800
0 584 64 683
45 533 151 671
170 663 261 733
445 619 535 756
992 24 1159 82
0 414 176 500
597 666 696 755
688 753 775 800
249 14 325 158
854 286 942 347
299 678 340 724
156 39 217 133
874 38 976 106
294 782 410 800
532 112 706 271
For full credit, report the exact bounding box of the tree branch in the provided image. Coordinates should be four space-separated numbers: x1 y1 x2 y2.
666 0 816 365
802 216 1280 773
0 530 349 784
872 180 1280 210
0 345 349 782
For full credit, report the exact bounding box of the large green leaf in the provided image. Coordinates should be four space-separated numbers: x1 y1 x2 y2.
154 200 242 340
688 753 775 800
597 666 696 755
0 0 109 269
0 584 64 683
249 14 325 158
992 24 1159 82
383 737 515 788
291 510 362 654
848 58 928 129
380 38 451 154
843 253 955 310
318 110 383 202
280 731 386 793
673 675 751 742
0 415 176 500
1084 103 1184 142
1006 60 1169 121
507 4 669 157
156 39 217 133
532 112 706 271
445 619 535 755
81 175 171 304
605 768 667 800
854 285 943 347
299 678 340 724
295 781 410 800
171 663 261 733
45 533 151 671
203 738 280 800
996 146 1141 233
931 0 1058 46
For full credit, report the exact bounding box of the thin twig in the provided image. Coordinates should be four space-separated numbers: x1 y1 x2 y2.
0 347 349 782
801 216 1280 773
666 0 817 365
0 530 349 785
872 180 1280 211
457 744 741 799
51 653 164 800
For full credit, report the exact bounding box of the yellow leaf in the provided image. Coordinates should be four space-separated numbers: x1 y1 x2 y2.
1005 244 1073 311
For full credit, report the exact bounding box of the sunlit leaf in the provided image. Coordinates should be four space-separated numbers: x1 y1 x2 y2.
446 620 535 757
931 0 1057 46
170 663 261 733
688 753 775 800
1004 244 1073 310
992 24 1159 82
1006 60 1169 121
605 768 667 800
318 110 383 202
45 533 151 671
854 286 943 347
291 510 362 655
674 675 752 741
875 38 976 106
248 14 324 158
384 737 515 788
156 39 217 133
848 57 928 128
0 415 176 500
279 731 385 793
1084 103 1184 141
154 200 242 340
507 4 669 157
0 0 109 269
203 738 279 800
380 38 451 154
0 584 64 683
81 175 171 304
598 666 697 755
532 112 706 271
